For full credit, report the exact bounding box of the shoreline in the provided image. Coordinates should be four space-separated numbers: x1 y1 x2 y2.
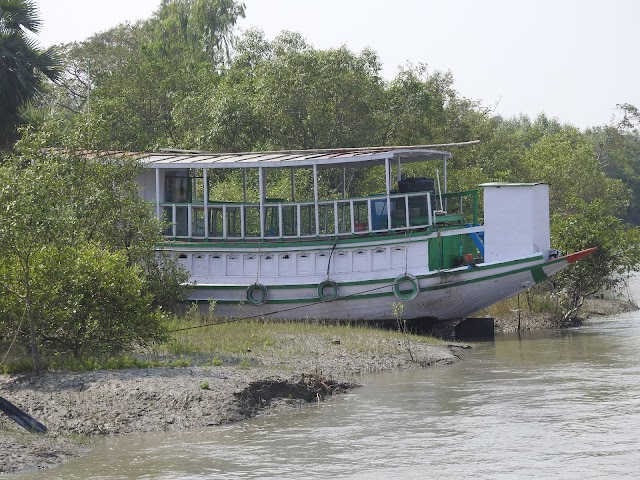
494 297 638 332
3 296 636 475
0 334 461 474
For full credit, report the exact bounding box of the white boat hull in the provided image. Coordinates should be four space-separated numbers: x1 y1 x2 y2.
187 249 593 322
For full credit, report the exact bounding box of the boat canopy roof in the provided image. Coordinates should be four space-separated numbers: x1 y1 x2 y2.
135 144 469 170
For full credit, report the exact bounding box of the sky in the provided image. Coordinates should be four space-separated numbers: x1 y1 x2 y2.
36 0 640 130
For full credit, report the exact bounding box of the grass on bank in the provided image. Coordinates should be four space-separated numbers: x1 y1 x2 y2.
163 315 443 362
477 290 560 320
1 310 443 374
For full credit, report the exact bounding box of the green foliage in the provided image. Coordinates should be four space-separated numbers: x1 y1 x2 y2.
550 200 640 316
586 104 640 224
0 0 61 148
0 132 185 372
141 253 190 312
39 0 245 151
210 357 223 366
0 357 34 374
0 353 200 374
32 245 168 359
47 355 153 372
146 0 245 64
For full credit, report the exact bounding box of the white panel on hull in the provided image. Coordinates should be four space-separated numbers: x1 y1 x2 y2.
193 254 207 276
209 254 225 276
178 253 190 271
177 236 434 284
390 246 406 269
315 252 330 274
227 254 241 276
353 249 370 272
297 253 313 275
334 251 349 273
261 254 277 276
407 243 429 270
279 253 295 276
243 254 258 276
372 247 387 271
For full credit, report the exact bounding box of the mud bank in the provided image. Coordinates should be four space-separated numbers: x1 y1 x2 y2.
0 337 459 474
494 297 638 332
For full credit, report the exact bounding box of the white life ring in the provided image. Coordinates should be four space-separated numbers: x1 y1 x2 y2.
392 274 419 301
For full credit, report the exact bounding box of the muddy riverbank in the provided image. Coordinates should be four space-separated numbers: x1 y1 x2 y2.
0 335 460 474
494 297 638 332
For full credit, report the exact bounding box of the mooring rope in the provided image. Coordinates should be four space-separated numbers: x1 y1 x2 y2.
326 236 339 278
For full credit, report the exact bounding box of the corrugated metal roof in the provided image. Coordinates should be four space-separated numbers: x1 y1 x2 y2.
137 145 460 169
46 142 481 169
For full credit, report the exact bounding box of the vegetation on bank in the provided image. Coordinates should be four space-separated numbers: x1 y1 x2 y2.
0 133 189 374
1 315 444 374
2 0 640 373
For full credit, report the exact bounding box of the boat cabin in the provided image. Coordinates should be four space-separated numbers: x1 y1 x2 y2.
135 146 480 241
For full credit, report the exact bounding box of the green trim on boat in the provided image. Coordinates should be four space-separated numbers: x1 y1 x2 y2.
531 265 548 283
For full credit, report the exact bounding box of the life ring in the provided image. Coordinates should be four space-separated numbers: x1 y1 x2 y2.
392 274 419 301
246 283 268 305
318 279 339 302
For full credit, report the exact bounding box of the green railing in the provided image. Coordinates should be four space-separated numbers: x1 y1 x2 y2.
437 190 479 225
160 190 478 240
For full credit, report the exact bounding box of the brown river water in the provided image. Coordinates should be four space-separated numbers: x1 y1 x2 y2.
16 282 640 479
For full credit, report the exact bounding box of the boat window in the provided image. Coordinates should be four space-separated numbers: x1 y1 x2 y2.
208 206 224 238
244 205 261 237
192 207 205 237
299 205 316 236
175 206 188 236
207 168 243 202
162 206 174 236
318 203 336 235
165 175 191 203
226 206 241 237
281 205 298 236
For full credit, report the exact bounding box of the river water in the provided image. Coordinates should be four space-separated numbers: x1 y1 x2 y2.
19 288 640 479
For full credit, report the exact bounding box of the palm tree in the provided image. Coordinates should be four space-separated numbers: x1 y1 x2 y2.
0 0 60 149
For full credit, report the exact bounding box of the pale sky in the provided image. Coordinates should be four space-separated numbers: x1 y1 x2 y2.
36 0 640 130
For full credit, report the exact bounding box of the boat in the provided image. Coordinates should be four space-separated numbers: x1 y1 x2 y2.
134 144 594 323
